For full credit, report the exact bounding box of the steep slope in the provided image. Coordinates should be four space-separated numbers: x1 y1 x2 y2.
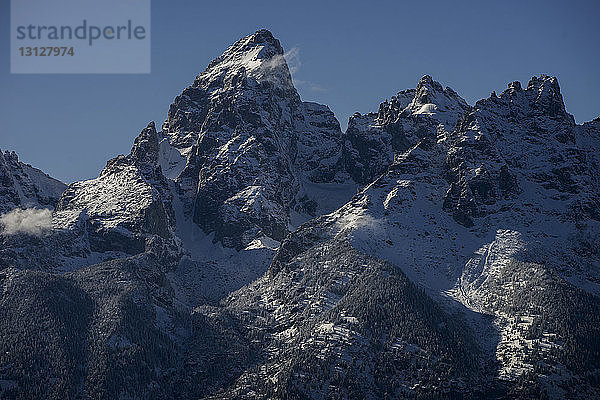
54 122 177 257
0 151 67 270
343 75 470 184
1 123 180 272
155 30 356 305
160 29 353 250
0 30 599 399
191 75 600 399
0 149 66 213
199 228 489 399
0 30 356 284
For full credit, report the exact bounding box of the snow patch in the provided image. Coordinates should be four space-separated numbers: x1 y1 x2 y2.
158 138 187 180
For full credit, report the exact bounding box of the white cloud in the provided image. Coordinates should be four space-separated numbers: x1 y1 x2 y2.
0 208 53 236
258 46 328 93
293 79 328 92
284 47 328 92
283 47 301 75
258 47 301 74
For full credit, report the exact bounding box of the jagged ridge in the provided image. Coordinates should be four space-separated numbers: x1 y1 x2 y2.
0 30 599 400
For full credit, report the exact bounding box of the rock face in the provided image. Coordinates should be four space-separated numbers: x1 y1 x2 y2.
344 75 470 184
236 74 600 398
1 30 600 400
0 149 66 213
54 122 177 256
443 75 591 227
0 122 180 271
161 29 350 249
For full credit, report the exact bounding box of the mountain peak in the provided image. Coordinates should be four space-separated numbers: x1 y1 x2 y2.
507 80 522 91
195 29 293 92
130 121 159 166
414 74 442 98
408 75 470 129
526 75 566 114
526 74 560 92
493 75 572 122
225 28 284 59
417 74 434 85
247 29 281 50
373 75 469 131
506 75 570 122
0 147 66 212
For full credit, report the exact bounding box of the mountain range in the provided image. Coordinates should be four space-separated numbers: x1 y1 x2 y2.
0 29 599 399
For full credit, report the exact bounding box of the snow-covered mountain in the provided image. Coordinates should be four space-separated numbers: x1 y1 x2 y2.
0 149 65 213
0 30 599 399
1 30 355 280
344 74 470 185
211 73 599 398
160 29 353 249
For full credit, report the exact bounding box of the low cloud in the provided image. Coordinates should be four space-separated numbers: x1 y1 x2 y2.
285 47 328 92
259 46 328 93
258 47 301 75
293 79 328 92
283 47 301 75
0 208 53 236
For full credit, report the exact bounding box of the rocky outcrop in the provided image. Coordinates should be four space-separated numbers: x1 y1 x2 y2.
443 75 594 226
1 30 600 400
0 149 66 213
159 29 350 249
344 75 470 184
53 121 177 261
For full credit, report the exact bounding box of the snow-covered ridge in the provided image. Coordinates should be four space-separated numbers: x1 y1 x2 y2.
157 29 355 250
344 75 471 184
263 73 600 397
0 149 66 213
0 29 600 399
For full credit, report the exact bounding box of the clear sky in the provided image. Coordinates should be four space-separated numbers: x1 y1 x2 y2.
1 0 599 183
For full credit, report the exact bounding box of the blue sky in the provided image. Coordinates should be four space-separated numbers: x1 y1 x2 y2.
1 0 599 183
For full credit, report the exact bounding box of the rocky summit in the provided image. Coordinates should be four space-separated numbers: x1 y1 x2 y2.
0 30 599 399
